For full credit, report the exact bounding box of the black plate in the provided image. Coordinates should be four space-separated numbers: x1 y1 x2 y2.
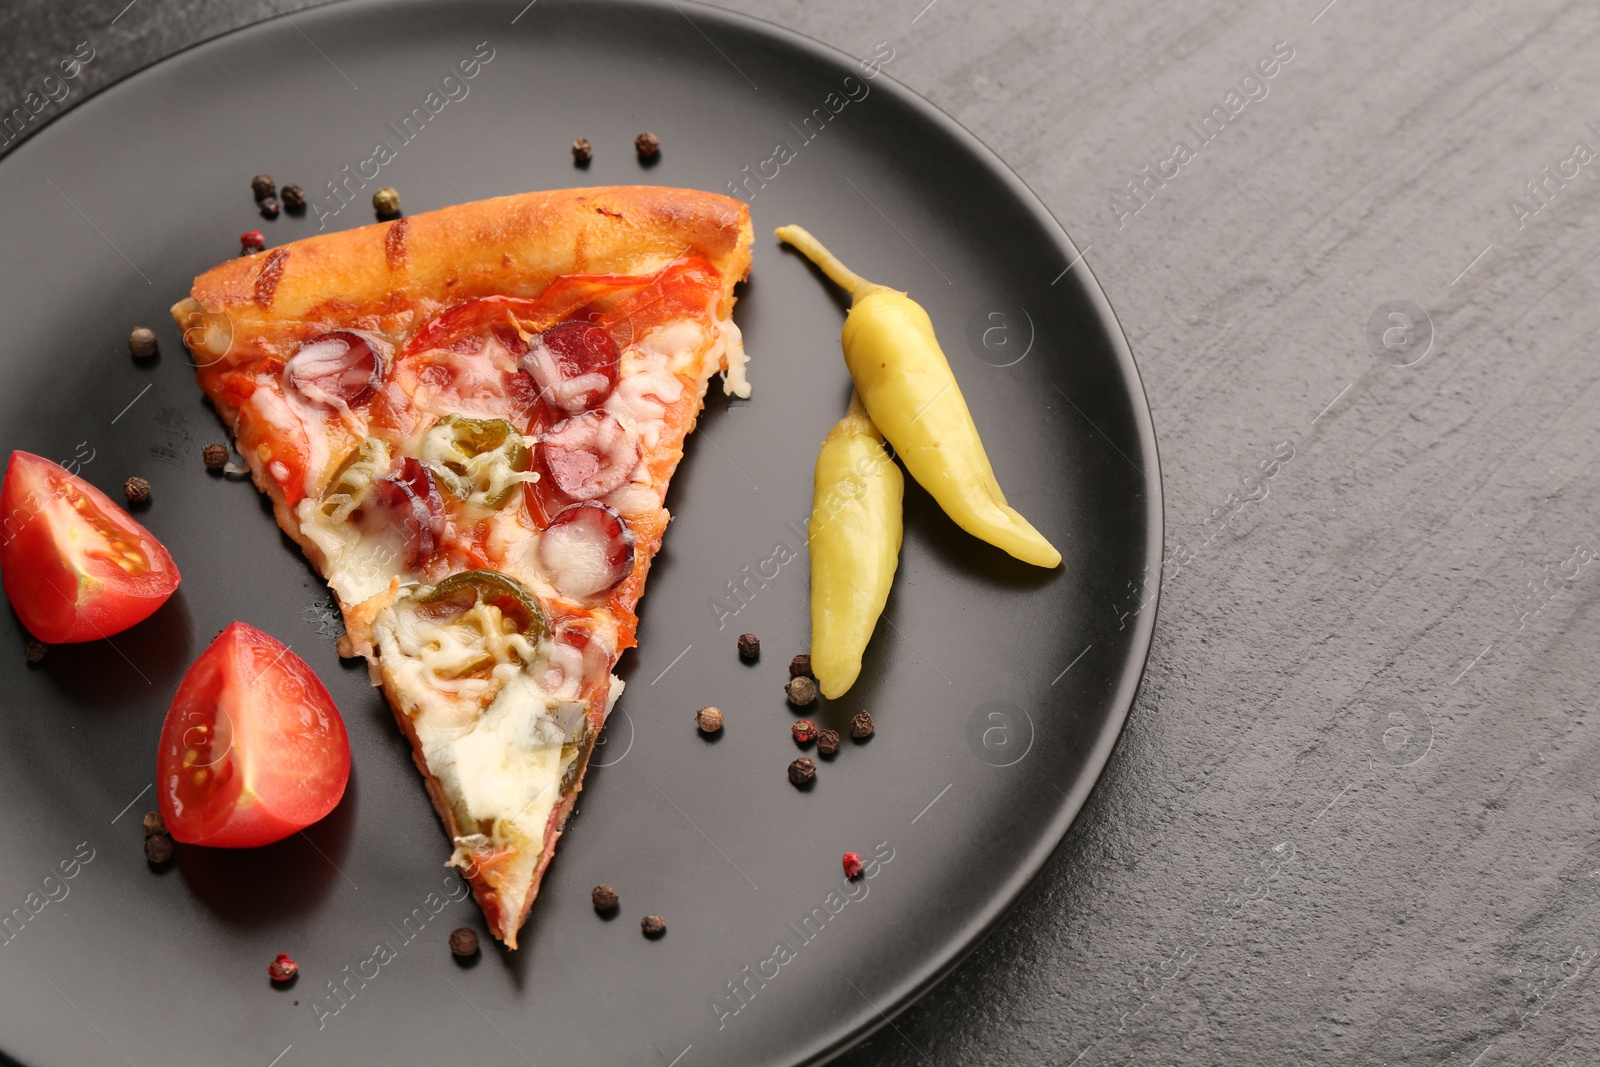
0 2 1159 1064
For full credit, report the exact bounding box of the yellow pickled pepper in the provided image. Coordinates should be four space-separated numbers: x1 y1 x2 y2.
808 393 904 699
776 225 1061 569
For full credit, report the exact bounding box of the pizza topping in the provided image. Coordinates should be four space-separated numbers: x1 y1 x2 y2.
536 411 640 502
418 414 537 511
537 503 636 601
416 570 546 643
128 327 158 360
371 457 446 568
286 331 383 411
521 321 621 413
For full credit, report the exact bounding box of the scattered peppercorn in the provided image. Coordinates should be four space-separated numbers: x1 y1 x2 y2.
241 229 265 254
124 477 151 505
572 137 592 164
842 852 864 880
695 706 724 734
788 757 816 786
737 632 760 660
785 675 818 707
259 196 281 220
635 131 661 160
23 639 47 666
267 952 298 983
641 914 667 938
202 443 229 470
850 710 875 739
448 927 479 958
142 811 166 837
816 729 841 756
251 174 276 202
592 884 619 912
280 183 306 211
127 326 159 360
788 653 813 679
373 186 401 219
144 833 174 864
792 719 818 746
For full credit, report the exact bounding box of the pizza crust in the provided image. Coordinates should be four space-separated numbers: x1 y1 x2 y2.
183 185 752 326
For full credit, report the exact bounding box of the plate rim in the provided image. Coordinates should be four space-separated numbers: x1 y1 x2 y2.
0 2 1164 1064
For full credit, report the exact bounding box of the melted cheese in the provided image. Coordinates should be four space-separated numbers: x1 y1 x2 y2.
296 495 408 604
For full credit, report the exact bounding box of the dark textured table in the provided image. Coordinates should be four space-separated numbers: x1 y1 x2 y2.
6 2 1598 1064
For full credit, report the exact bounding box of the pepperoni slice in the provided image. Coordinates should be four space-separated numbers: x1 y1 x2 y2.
538 503 636 601
537 411 641 503
520 321 620 413
368 457 445 567
286 331 382 408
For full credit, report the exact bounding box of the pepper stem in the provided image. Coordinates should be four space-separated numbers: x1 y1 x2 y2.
775 225 890 304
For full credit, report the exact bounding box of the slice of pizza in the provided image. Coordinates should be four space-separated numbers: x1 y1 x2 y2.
171 186 752 948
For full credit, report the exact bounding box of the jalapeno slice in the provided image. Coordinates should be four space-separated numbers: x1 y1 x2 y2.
415 569 546 642
418 415 533 510
319 437 392 522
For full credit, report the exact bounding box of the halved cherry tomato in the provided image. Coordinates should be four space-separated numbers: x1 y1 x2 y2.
0 451 181 643
157 622 349 848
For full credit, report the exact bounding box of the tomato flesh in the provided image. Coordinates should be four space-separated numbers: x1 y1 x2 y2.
157 622 350 847
0 451 181 643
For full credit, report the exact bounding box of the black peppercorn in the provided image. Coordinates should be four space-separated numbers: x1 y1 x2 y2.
128 327 158 360
280 183 306 211
203 443 229 470
259 196 280 220
592 884 619 912
572 137 592 164
124 477 151 505
816 729 840 756
788 757 815 786
850 710 875 739
737 632 760 660
144 833 174 864
635 131 661 160
641 914 666 938
695 706 724 733
24 639 47 665
448 927 479 957
785 675 817 707
788 654 812 678
251 174 276 202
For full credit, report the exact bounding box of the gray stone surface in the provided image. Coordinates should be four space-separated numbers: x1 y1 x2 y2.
6 1 1599 1064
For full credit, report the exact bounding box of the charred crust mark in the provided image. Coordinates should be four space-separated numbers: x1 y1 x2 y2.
596 206 623 219
385 217 409 271
253 249 290 309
